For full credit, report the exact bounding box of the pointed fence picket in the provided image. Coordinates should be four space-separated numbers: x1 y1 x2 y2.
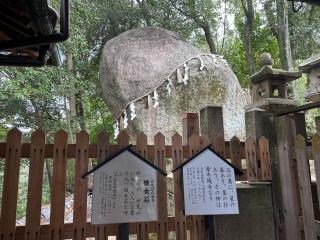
24 129 45 240
135 133 149 240
188 133 207 240
73 131 89 240
291 133 320 239
0 128 22 240
230 136 245 181
50 130 68 240
154 133 168 240
172 133 186 240
95 131 110 240
0 128 272 239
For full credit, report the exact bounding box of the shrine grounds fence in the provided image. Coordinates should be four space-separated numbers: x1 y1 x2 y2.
292 134 320 240
0 128 271 240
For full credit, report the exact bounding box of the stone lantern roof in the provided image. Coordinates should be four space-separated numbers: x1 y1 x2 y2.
298 53 320 102
250 53 301 84
298 53 320 73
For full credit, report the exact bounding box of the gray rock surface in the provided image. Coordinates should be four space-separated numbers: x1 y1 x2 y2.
100 27 246 141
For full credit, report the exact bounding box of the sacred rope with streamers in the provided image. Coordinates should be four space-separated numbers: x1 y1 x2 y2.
113 53 228 139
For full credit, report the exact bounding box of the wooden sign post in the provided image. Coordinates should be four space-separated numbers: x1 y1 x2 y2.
173 145 243 239
83 145 166 239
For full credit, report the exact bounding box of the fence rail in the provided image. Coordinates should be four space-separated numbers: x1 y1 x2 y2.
0 142 247 159
0 128 271 240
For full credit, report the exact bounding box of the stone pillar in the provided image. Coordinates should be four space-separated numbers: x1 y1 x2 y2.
245 108 268 141
181 112 199 145
200 106 224 142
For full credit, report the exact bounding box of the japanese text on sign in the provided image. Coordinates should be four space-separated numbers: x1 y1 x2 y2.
182 149 239 215
91 151 158 224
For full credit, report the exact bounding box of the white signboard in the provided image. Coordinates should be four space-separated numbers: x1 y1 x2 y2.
92 150 158 224
182 149 239 215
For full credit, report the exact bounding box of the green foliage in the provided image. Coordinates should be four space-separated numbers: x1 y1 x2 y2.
289 4 320 61
0 66 68 132
225 38 249 87
16 162 29 219
230 6 280 87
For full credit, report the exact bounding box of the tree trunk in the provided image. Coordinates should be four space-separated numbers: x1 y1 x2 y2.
196 20 216 54
137 0 151 26
31 101 53 191
276 0 293 70
166 0 216 54
264 0 279 41
75 93 87 131
241 0 255 77
203 25 216 54
67 51 76 142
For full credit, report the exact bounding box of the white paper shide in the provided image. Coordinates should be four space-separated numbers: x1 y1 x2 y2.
182 149 239 215
91 150 158 224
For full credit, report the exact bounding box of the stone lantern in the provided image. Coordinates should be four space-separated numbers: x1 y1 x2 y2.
245 53 302 141
298 53 320 102
246 53 301 112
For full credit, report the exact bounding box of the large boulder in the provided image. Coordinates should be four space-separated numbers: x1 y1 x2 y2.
100 27 246 141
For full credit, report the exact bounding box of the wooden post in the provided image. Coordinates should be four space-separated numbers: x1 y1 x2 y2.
230 136 246 181
273 115 302 240
207 216 215 240
312 134 320 211
50 130 68 240
154 132 168 240
188 134 201 240
200 135 210 150
97 131 110 164
119 224 129 240
24 129 45 240
73 131 89 240
183 113 208 240
295 135 317 240
117 131 129 240
267 115 285 240
200 106 224 142
213 135 226 158
182 113 199 146
95 131 110 240
135 133 149 240
245 137 259 181
172 133 187 240
259 136 272 181
0 128 22 240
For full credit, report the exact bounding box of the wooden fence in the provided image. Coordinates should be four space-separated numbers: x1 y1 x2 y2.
0 128 271 240
294 133 320 240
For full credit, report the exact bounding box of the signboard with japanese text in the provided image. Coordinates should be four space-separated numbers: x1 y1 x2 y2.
182 148 239 215
91 150 158 224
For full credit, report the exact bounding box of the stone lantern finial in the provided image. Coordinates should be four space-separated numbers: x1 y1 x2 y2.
259 52 274 68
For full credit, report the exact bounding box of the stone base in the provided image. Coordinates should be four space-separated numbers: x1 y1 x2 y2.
245 98 298 113
215 183 275 240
